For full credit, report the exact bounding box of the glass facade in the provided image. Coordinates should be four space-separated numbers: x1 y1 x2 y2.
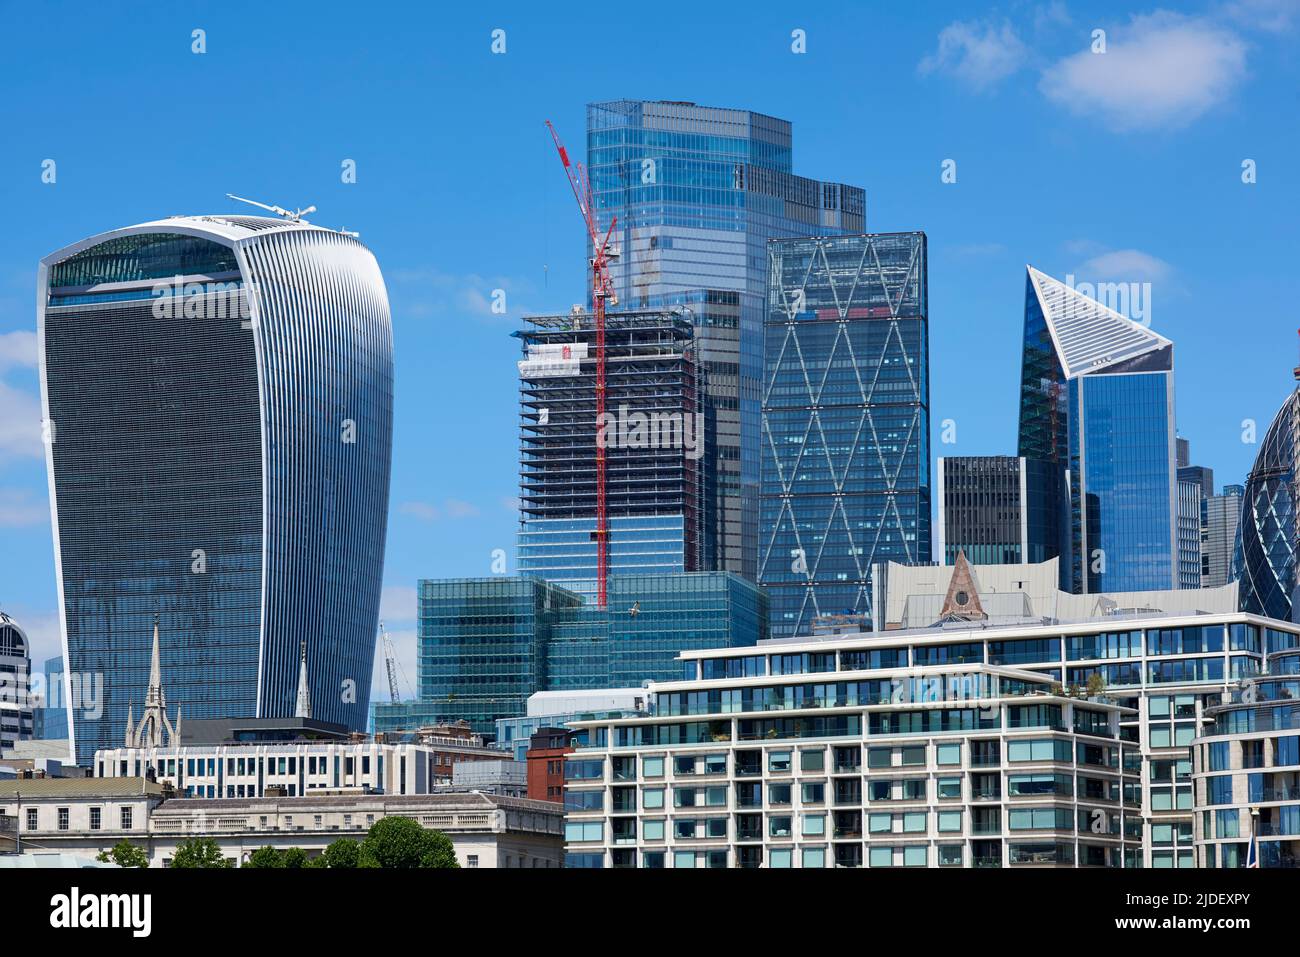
937 456 1058 566
760 233 929 638
587 100 865 579
1234 390 1298 621
1018 267 1177 594
373 573 766 735
40 218 394 764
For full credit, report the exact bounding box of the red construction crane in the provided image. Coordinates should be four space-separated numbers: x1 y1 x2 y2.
546 120 618 607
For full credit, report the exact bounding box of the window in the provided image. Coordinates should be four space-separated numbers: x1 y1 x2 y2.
768 751 792 773
903 846 927 867
769 847 793 868
869 846 893 867
801 782 825 805
802 847 826 869
25 808 37 831
565 821 603 842
938 810 962 833
466 855 478 868
937 778 962 800
643 819 665 841
800 749 825 772
769 783 792 805
642 788 665 810
89 807 101 831
936 743 962 766
57 807 69 831
802 815 826 837
938 844 963 866
642 756 664 778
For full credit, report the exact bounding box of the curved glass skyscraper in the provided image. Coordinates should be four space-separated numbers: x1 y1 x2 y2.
38 215 393 763
1234 390 1298 621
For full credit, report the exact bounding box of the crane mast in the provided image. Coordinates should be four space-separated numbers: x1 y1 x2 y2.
546 120 618 607
380 621 401 704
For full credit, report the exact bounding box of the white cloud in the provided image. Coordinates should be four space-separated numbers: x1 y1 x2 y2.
398 499 480 521
0 487 48 527
1221 0 1298 33
0 379 44 459
398 500 441 521
1076 248 1174 282
444 498 479 519
919 19 1029 91
1040 12 1248 130
0 330 37 371
378 585 417 624
388 267 544 321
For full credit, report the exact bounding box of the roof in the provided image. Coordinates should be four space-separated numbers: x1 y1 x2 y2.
0 777 166 799
149 791 560 814
41 214 344 267
1028 265 1171 378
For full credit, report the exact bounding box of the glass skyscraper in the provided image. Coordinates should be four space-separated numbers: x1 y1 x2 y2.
39 215 394 764
760 233 930 638
515 310 711 601
1235 388 1298 620
1017 266 1178 594
587 100 865 579
372 572 766 735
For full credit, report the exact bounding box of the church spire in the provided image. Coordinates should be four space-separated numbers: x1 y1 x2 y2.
295 641 312 719
125 613 178 749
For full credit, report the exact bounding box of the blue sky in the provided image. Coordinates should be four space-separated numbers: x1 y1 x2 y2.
0 0 1297 697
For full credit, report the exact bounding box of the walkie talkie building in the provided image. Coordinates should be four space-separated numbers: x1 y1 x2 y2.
38 214 394 764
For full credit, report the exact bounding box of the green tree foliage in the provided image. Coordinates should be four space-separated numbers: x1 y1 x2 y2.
170 837 233 868
95 839 150 868
360 816 460 869
322 838 362 869
244 845 284 868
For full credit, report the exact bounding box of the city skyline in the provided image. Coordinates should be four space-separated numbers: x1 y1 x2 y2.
1 2 1298 698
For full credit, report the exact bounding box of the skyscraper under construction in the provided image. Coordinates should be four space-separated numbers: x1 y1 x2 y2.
515 308 712 600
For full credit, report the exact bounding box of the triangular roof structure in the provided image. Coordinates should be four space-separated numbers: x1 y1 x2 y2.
938 550 987 622
1027 265 1171 379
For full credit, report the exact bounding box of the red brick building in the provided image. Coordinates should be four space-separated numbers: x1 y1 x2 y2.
525 727 574 803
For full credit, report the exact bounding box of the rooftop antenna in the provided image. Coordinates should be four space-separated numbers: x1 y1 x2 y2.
226 193 317 223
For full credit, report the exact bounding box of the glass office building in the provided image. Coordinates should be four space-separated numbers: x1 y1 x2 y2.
936 456 1060 566
39 216 394 764
1235 389 1298 621
760 233 929 638
1017 266 1178 594
515 310 710 601
587 100 865 579
372 573 766 735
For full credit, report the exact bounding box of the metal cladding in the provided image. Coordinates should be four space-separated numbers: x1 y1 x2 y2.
38 214 393 764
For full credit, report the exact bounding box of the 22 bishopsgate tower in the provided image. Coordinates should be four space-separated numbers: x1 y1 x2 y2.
587 101 865 580
38 215 394 763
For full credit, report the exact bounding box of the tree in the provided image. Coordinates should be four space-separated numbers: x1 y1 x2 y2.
170 837 232 869
95 839 149 868
1085 672 1108 698
281 847 309 869
322 838 362 869
360 816 459 869
245 845 284 868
